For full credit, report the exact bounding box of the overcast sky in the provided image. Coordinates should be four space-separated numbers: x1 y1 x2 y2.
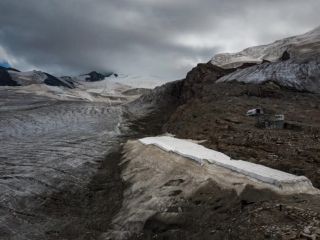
0 0 319 80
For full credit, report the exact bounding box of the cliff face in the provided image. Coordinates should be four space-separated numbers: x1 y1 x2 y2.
127 79 183 116
179 63 235 102
163 80 320 187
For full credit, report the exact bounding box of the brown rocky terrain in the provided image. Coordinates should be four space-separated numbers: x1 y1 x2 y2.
126 61 320 240
165 66 320 188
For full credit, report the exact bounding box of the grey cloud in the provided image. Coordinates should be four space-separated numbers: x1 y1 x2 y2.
0 0 319 80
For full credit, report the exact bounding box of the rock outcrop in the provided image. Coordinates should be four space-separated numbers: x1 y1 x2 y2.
127 80 183 116
7 70 75 88
80 71 115 82
0 68 19 86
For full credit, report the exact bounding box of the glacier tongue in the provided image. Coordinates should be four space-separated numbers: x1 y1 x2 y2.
210 26 320 93
216 60 320 93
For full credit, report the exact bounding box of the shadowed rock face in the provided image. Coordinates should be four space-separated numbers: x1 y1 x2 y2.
81 71 114 82
180 63 235 101
127 63 234 115
85 71 106 81
280 50 291 61
0 66 20 72
118 29 320 238
6 70 75 88
0 68 19 86
43 72 75 88
127 80 183 117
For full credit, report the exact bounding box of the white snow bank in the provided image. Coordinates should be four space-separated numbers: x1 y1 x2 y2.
139 136 316 191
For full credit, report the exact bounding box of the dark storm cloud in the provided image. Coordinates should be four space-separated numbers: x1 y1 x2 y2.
0 0 319 79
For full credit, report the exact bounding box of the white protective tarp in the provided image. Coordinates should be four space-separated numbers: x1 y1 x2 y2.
139 136 311 188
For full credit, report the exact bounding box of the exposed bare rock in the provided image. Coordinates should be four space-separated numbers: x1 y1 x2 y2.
126 80 183 118
8 70 75 88
0 68 19 86
180 63 235 101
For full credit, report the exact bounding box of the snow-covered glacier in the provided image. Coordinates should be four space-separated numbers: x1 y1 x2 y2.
0 88 126 239
212 26 320 92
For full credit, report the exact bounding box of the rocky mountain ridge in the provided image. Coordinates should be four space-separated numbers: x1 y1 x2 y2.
0 67 75 88
211 26 320 68
211 26 320 93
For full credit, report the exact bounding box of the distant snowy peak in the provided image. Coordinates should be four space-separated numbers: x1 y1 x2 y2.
1 69 75 88
1 66 164 90
78 71 117 82
211 26 320 69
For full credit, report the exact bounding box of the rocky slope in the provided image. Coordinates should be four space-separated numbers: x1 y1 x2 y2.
79 71 115 82
2 68 76 88
0 67 19 86
122 26 320 239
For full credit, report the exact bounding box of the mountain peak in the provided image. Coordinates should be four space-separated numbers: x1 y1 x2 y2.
79 71 116 82
211 26 320 69
211 26 320 93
